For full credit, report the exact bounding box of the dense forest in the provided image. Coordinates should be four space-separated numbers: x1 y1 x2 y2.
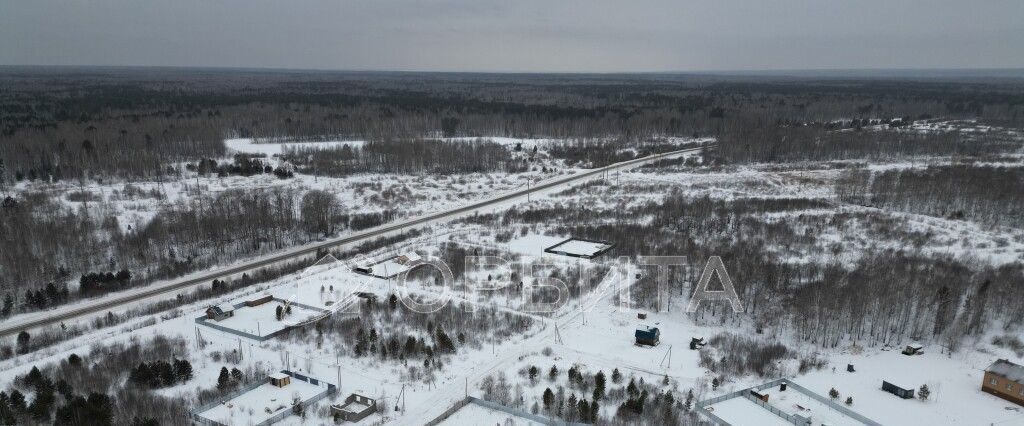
3 68 1024 182
0 187 367 316
836 164 1024 228
0 336 196 426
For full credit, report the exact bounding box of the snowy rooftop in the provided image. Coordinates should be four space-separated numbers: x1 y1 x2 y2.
545 238 613 258
986 359 1024 382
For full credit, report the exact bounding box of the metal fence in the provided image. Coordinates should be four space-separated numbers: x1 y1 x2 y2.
195 298 331 342
423 397 473 426
423 397 588 426
695 378 882 426
190 371 336 426
694 388 748 426
190 378 270 426
781 379 882 426
743 391 807 425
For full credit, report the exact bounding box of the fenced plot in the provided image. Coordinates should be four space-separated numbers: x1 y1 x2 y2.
697 379 881 426
195 298 330 341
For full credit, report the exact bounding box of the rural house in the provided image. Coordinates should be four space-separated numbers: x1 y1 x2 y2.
982 359 1024 406
635 326 660 346
205 303 236 321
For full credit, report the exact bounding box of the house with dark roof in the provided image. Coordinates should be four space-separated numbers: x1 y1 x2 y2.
205 303 236 321
982 359 1024 406
635 326 660 346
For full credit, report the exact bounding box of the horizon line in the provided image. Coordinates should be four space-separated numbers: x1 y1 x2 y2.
2 63 1024 78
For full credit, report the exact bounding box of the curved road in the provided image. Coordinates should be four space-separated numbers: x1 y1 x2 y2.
0 144 709 338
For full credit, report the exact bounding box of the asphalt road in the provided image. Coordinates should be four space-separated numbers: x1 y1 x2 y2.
0 144 708 338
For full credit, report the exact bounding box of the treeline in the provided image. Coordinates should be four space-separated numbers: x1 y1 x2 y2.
483 366 698 425
186 155 293 179
79 270 132 296
0 336 193 426
128 359 194 390
283 139 525 176
480 191 1024 349
289 295 535 379
713 123 1021 164
3 68 1023 181
0 115 224 182
0 188 361 315
837 165 1024 228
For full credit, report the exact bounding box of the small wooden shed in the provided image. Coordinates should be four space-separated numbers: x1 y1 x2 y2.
901 343 923 355
245 294 273 307
690 336 706 350
269 372 291 388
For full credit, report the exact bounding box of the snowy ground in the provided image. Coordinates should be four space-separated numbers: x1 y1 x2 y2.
438 402 541 425
224 138 366 156
759 387 863 426
196 378 327 425
791 348 1024 425
706 397 793 426
3 130 1024 425
204 301 326 338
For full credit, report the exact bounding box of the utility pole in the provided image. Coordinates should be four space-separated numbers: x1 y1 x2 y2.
660 345 673 369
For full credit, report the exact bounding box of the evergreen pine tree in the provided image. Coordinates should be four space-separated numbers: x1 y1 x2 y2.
216 367 231 390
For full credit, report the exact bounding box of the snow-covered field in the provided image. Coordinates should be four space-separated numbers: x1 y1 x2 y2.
3 129 1024 425
205 301 326 338
196 378 328 425
707 397 793 426
792 349 1024 425
438 402 538 425
224 138 366 156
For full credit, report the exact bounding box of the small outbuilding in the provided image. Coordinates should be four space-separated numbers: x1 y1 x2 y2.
690 336 706 350
901 343 924 356
245 294 273 307
332 393 377 422
395 252 421 265
205 303 236 321
269 372 291 388
635 326 660 346
882 380 915 399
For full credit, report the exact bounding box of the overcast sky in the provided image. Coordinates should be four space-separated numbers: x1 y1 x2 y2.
1 0 1022 73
